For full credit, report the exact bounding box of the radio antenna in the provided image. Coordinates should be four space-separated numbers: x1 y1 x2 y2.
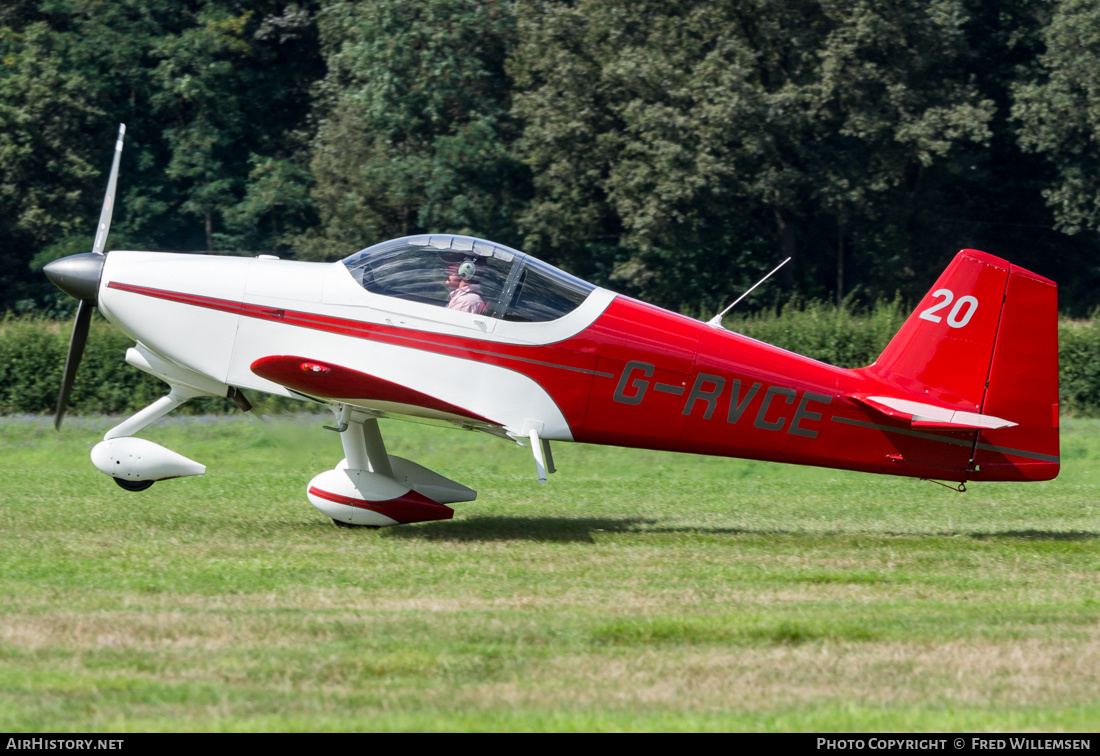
706 256 791 329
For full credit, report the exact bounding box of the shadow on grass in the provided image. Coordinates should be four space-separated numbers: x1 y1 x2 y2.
382 516 657 543
381 517 1100 543
968 530 1099 541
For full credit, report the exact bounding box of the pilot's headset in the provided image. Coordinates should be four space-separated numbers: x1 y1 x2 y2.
456 258 478 281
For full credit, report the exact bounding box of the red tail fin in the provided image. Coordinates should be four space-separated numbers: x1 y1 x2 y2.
867 249 1010 409
864 249 1059 481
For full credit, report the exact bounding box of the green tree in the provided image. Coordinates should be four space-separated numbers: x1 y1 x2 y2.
512 0 995 311
304 0 525 260
151 7 256 251
1013 0 1100 236
1010 0 1100 310
151 2 320 252
0 21 103 309
0 1 323 311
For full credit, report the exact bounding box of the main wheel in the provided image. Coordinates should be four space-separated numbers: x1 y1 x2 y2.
114 478 154 492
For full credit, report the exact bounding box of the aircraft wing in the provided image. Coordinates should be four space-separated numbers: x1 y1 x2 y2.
250 354 502 428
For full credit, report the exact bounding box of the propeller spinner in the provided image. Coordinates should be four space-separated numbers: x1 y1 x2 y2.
44 123 124 429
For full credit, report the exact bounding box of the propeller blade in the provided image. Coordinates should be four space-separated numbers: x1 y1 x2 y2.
91 123 125 256
51 125 126 430
54 300 93 430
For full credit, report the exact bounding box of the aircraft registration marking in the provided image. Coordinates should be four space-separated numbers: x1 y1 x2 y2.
613 360 832 438
612 361 1059 462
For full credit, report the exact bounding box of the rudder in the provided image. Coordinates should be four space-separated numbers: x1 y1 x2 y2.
971 265 1059 481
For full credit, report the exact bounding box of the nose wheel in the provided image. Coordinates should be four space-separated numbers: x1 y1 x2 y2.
114 478 154 492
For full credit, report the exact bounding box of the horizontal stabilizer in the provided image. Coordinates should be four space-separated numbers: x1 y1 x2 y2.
849 394 1016 430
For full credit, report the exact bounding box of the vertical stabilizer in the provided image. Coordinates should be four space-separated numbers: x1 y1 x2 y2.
865 249 1010 412
860 249 1059 482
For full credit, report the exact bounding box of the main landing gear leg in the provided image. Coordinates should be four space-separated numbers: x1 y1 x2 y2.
327 417 391 529
307 407 474 528
342 417 394 478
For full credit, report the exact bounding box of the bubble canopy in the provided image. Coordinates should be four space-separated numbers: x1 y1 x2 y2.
342 235 595 323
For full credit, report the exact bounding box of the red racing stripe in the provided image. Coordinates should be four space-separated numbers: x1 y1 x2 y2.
308 485 454 524
107 281 606 376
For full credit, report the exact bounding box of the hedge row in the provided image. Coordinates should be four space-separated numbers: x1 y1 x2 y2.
0 315 304 416
2 305 1098 416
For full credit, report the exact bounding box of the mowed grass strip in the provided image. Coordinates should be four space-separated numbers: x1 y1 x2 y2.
0 415 1097 731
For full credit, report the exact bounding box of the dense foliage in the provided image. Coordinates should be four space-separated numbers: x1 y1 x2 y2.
2 0 1099 316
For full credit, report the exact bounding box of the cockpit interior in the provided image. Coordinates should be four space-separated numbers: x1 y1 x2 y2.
343 235 595 323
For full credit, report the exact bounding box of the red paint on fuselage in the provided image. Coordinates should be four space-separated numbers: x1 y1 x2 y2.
568 298 976 481
559 249 1059 482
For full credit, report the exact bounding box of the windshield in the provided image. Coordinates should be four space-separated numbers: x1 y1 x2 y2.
342 235 594 322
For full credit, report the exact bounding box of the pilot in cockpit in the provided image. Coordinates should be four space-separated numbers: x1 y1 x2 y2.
443 258 487 314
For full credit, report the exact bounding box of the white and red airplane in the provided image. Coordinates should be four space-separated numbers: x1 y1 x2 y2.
44 126 1060 527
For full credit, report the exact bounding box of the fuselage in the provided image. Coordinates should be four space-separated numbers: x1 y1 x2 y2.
95 247 1057 484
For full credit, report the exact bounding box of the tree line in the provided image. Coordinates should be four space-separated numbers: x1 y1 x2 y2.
3 0 1100 317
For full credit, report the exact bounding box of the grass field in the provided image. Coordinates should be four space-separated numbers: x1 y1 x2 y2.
0 413 1097 732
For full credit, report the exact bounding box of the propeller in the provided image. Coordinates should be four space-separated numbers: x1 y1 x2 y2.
53 300 93 430
44 123 125 429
